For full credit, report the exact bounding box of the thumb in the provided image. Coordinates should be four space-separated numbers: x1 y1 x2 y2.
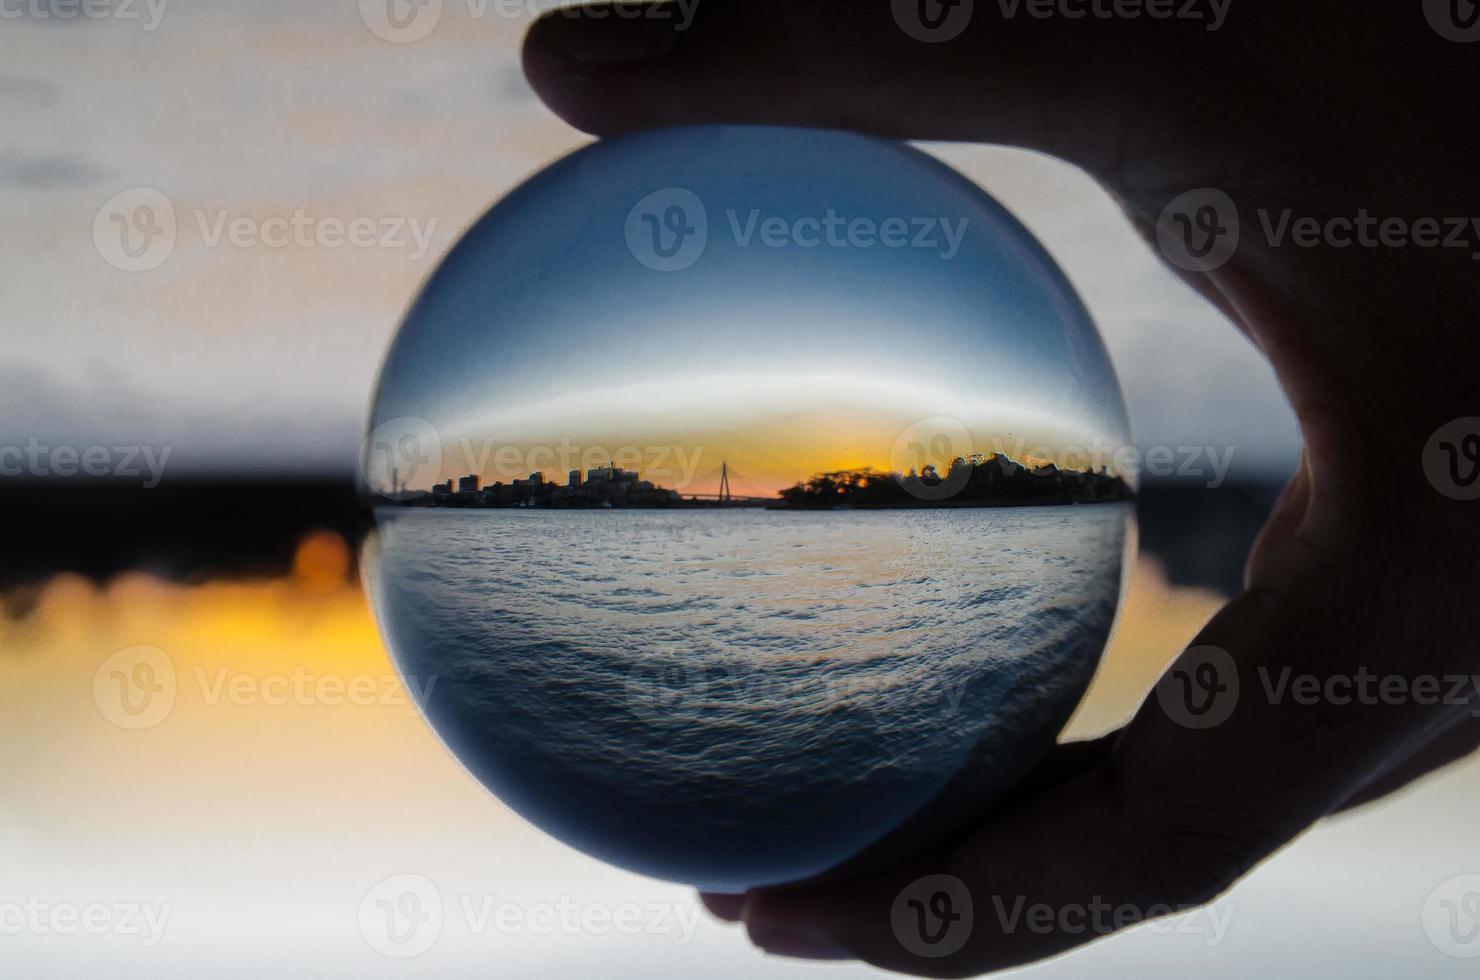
522 0 1192 171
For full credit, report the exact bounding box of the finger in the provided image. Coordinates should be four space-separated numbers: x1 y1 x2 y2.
1336 716 1480 812
742 770 1129 973
774 730 1126 890
997 730 1120 801
523 0 1191 170
737 576 1448 975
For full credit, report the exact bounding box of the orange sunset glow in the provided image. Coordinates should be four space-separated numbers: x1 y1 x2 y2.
429 374 1130 498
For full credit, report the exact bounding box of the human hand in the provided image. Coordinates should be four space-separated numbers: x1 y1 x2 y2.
523 3 1480 973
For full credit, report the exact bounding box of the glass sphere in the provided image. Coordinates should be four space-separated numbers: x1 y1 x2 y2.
361 126 1133 892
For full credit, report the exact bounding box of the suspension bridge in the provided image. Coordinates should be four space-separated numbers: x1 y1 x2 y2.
680 462 774 505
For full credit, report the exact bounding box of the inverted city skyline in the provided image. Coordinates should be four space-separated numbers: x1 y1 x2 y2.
368 127 1132 500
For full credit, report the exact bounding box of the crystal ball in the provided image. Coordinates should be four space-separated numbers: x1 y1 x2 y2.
360 126 1133 892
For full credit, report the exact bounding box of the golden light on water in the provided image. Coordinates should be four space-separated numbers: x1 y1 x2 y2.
292 529 355 593
0 531 1222 798
4 536 1478 976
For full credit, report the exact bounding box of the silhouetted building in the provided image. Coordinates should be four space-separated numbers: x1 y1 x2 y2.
778 454 1129 509
585 464 640 497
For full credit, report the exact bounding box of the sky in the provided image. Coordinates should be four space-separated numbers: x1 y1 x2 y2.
0 0 1302 483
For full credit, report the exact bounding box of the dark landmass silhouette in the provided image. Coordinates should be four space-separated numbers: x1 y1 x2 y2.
386 451 1130 510
773 453 1131 509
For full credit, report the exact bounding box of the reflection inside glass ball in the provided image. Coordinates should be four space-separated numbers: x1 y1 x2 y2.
362 126 1134 892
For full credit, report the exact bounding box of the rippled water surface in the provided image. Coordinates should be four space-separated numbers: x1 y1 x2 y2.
369 505 1129 889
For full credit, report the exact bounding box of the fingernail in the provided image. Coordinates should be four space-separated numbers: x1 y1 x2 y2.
748 914 850 960
539 13 678 69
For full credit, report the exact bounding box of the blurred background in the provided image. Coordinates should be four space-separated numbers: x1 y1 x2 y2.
3 1 1476 976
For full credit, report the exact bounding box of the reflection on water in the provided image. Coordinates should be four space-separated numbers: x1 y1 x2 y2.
369 504 1130 890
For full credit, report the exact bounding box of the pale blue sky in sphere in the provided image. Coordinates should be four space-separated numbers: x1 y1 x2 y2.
372 125 1133 486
